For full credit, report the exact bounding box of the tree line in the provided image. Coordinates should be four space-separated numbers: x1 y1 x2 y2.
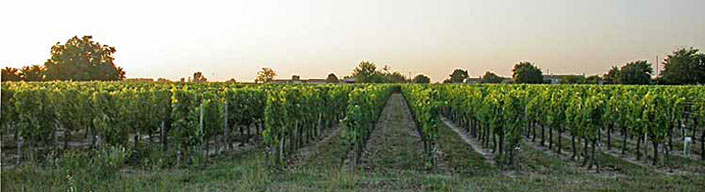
2 36 125 82
3 35 702 85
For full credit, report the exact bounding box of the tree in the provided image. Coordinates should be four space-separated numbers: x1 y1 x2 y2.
226 78 237 83
351 61 382 83
660 47 705 85
560 75 585 84
20 65 45 81
413 74 431 83
603 66 619 84
255 67 276 83
44 35 125 81
326 73 339 83
617 60 652 85
385 72 406 83
481 71 503 83
448 69 469 83
1 67 21 81
190 72 207 83
512 62 543 84
585 75 601 84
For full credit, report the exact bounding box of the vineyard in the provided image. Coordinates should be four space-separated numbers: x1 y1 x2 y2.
2 82 705 191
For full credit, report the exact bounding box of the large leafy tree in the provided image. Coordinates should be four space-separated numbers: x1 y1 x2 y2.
617 60 653 85
481 71 503 83
44 35 125 81
20 65 45 81
1 67 21 81
351 61 385 83
190 72 207 83
326 73 339 83
603 66 620 84
413 74 431 83
385 72 406 83
448 69 469 83
255 67 276 83
512 62 543 84
660 47 705 85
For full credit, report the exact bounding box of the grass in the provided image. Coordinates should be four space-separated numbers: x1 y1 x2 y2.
436 121 496 175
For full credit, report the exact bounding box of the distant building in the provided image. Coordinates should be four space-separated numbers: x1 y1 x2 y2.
302 79 327 84
124 78 154 82
343 78 356 84
272 75 329 84
501 78 514 84
465 77 483 84
465 76 512 84
543 74 582 84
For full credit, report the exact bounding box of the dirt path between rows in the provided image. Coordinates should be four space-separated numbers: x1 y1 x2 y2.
440 117 496 166
358 93 426 173
287 123 342 168
534 125 694 175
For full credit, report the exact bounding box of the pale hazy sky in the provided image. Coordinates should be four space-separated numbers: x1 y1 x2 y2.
1 0 704 82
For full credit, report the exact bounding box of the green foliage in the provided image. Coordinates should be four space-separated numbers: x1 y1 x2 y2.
402 84 440 167
350 61 406 83
660 47 705 85
190 72 208 83
615 60 653 85
351 61 381 83
512 62 543 84
448 69 469 83
559 75 585 84
20 65 46 81
482 71 503 83
2 67 22 81
343 85 394 166
44 35 125 81
264 85 355 168
255 67 276 83
413 74 431 83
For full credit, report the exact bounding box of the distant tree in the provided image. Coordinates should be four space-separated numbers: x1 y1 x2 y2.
385 72 406 83
44 35 125 81
585 75 601 84
351 61 380 83
448 69 469 83
255 67 276 83
617 60 653 85
226 78 237 83
481 71 503 83
413 74 431 83
326 73 339 83
442 79 452 84
382 65 391 73
560 75 585 84
1 67 21 81
157 78 172 83
190 72 207 83
20 65 45 81
512 61 543 84
660 47 705 85
602 66 620 84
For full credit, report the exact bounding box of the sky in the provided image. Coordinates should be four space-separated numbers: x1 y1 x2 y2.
1 0 704 82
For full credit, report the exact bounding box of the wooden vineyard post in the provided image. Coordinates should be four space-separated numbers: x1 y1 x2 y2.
200 102 206 166
223 100 229 153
